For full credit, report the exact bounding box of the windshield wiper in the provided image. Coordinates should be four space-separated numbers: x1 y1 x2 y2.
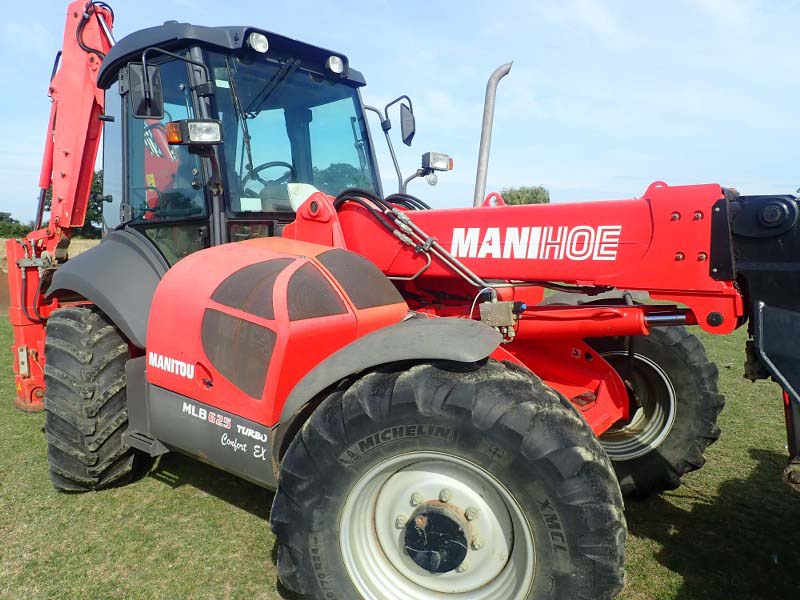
225 59 257 178
244 58 300 115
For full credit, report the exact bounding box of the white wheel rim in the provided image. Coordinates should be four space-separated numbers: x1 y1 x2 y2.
600 351 678 461
339 451 535 599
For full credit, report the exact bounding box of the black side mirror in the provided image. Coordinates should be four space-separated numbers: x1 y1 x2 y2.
127 62 164 119
400 103 415 146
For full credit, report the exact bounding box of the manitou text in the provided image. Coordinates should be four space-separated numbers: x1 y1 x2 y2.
148 352 195 379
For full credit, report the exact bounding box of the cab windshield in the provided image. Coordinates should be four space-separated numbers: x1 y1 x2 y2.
210 52 379 214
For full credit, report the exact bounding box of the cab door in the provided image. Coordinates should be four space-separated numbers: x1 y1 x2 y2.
121 59 211 264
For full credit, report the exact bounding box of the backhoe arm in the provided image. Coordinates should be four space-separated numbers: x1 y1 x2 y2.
6 0 113 411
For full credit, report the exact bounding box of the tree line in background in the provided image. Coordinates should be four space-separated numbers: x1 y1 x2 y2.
0 171 104 239
499 185 550 205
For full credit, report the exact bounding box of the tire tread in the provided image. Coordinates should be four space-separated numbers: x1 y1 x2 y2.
44 306 152 492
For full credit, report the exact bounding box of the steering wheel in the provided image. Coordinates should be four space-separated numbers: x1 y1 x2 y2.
242 161 296 197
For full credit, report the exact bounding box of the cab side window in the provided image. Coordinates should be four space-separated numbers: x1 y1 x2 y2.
124 60 209 264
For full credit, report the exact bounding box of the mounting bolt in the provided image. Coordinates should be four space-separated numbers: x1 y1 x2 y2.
714 206 721 213
410 493 423 507
471 538 484 551
465 507 479 521
671 212 681 221
697 252 708 261
674 252 685 261
439 488 453 502
694 211 704 220
456 562 467 573
706 312 724 327
394 515 407 530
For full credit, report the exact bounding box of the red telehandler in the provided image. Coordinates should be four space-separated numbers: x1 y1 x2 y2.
6 1 800 598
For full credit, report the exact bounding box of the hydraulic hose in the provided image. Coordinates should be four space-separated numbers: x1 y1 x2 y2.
385 192 431 210
75 2 108 60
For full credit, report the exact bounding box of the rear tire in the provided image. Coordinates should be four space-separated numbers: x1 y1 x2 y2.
44 306 153 492
271 359 626 599
587 326 725 497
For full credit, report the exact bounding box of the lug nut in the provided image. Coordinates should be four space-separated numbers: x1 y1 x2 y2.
410 493 423 507
694 211 704 220
471 538 484 551
439 488 453 502
697 252 708 261
456 562 467 573
674 252 685 261
395 515 407 530
465 506 479 521
671 212 681 221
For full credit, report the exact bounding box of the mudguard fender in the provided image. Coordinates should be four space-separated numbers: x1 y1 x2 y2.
275 317 502 454
46 229 168 348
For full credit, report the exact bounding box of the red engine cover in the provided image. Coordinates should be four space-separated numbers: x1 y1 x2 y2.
146 237 408 427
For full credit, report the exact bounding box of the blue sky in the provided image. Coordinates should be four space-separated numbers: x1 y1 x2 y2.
3 0 800 222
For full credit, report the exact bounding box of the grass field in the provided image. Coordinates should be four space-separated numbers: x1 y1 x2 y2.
1 317 799 599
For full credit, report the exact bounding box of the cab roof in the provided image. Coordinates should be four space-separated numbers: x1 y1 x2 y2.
97 21 365 89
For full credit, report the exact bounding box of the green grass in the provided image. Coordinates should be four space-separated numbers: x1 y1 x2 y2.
1 319 798 599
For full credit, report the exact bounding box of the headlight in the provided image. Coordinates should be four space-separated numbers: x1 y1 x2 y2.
326 55 345 74
166 120 223 145
422 152 454 172
247 32 269 53
187 121 223 143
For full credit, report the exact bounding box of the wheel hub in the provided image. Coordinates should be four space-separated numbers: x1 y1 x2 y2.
600 351 677 461
339 452 536 599
403 506 468 573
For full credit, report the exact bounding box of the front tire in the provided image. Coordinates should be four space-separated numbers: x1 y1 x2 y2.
588 326 725 497
271 360 626 599
44 306 153 492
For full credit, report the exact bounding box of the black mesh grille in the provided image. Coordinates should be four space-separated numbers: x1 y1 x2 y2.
287 263 348 321
211 258 293 320
201 308 276 399
317 248 404 310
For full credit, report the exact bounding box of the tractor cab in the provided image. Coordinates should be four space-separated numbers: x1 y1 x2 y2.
97 22 383 264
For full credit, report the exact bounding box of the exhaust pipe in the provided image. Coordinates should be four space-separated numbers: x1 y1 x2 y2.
473 62 512 207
